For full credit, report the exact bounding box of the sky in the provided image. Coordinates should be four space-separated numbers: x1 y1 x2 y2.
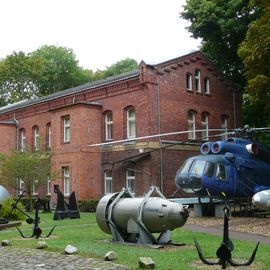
1 0 201 71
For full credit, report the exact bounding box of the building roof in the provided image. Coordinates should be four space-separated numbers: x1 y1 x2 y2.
0 69 139 115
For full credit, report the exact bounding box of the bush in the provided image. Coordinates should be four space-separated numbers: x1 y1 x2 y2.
79 199 99 212
0 198 25 221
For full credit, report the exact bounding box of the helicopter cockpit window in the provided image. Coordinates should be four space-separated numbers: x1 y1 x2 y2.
179 159 194 174
216 163 227 180
190 160 206 176
204 162 215 178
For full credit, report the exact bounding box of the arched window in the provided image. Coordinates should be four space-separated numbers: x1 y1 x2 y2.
126 169 136 193
186 73 192 90
104 170 112 194
127 107 136 139
201 112 209 141
204 77 210 94
33 126 39 151
195 69 201 92
46 123 51 150
104 111 113 141
188 110 196 139
20 128 26 152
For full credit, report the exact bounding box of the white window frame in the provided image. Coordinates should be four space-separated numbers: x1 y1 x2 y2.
19 179 25 195
63 116 70 143
188 111 196 140
105 112 113 141
47 124 51 149
34 126 39 150
201 113 209 141
221 116 228 140
195 69 201 93
186 73 192 90
126 169 136 193
205 77 210 94
47 175 51 195
104 170 112 194
20 129 26 152
32 180 38 195
63 167 70 196
127 107 136 139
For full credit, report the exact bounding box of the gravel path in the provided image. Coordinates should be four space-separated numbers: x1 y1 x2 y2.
0 246 129 270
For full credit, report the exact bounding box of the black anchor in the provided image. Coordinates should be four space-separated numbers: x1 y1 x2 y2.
194 203 259 269
16 197 56 239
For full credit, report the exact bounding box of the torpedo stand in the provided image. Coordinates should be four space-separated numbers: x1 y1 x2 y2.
194 203 259 269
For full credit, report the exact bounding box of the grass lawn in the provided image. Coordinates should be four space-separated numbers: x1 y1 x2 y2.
0 212 270 269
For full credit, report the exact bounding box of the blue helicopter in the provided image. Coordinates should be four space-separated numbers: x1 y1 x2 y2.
175 135 270 199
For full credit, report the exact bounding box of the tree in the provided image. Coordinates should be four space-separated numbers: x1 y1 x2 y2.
238 0 270 126
31 45 94 95
0 51 44 105
102 58 138 78
181 0 262 85
0 149 52 211
0 46 94 105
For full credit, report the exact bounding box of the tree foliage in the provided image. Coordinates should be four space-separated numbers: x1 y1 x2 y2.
102 58 138 78
0 46 138 106
181 0 261 85
0 149 52 211
31 45 95 95
238 0 270 126
0 52 44 105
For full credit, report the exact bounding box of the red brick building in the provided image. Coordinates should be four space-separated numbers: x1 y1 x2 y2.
0 51 242 203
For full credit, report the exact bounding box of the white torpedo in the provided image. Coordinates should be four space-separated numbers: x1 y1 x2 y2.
252 189 270 210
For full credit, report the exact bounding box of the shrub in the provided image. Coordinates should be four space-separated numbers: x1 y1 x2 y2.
79 199 99 212
0 198 25 221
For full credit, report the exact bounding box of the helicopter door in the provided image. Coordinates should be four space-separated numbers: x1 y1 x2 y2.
213 163 231 195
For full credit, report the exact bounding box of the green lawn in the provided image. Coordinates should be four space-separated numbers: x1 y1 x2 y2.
0 212 269 269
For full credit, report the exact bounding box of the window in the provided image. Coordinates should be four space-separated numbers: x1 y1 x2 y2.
190 160 206 176
47 123 51 150
104 170 112 194
63 116 70 143
204 162 215 178
19 179 25 195
20 129 26 152
204 77 210 94
127 107 136 139
221 115 228 140
33 126 39 150
63 167 70 195
216 163 227 180
32 180 38 195
201 113 209 141
188 111 196 139
186 73 192 90
47 175 51 195
105 112 113 140
126 169 135 193
195 69 201 92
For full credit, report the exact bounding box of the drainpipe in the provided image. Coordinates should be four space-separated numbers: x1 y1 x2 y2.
232 89 237 129
13 113 20 196
156 70 164 193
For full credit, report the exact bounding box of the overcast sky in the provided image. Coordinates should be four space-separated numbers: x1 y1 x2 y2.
1 0 201 71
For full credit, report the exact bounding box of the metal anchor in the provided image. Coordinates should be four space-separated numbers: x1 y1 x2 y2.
194 203 259 269
16 198 56 239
